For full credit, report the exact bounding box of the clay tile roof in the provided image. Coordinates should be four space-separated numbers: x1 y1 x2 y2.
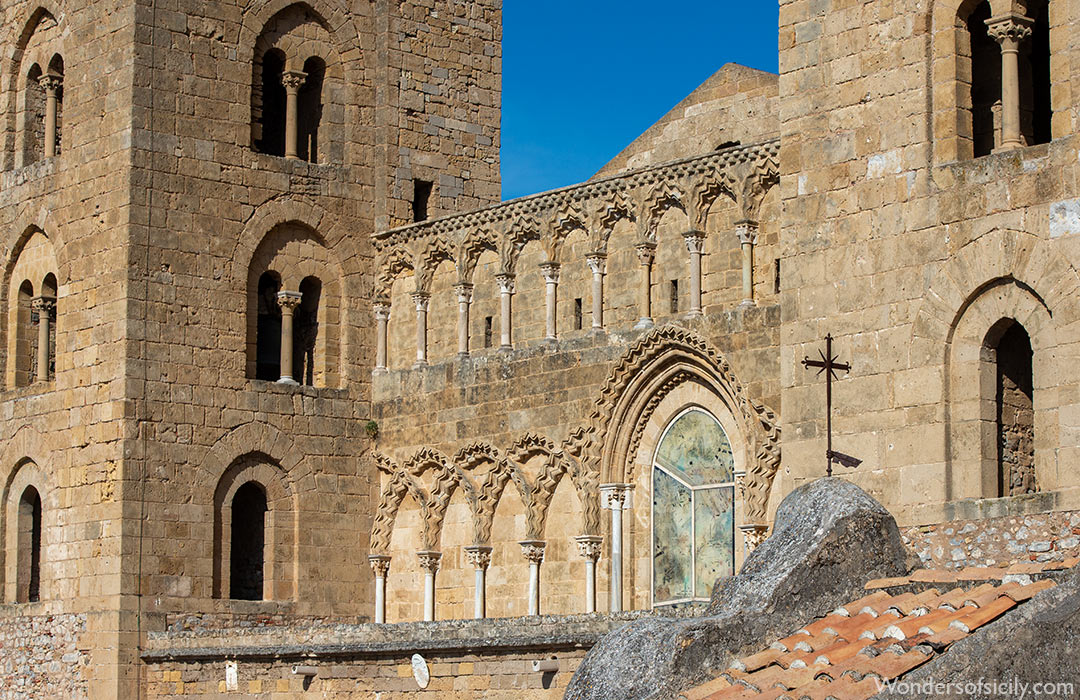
864 576 910 589
682 573 1057 700
909 569 959 583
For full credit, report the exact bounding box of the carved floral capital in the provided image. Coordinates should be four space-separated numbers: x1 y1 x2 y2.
368 554 391 578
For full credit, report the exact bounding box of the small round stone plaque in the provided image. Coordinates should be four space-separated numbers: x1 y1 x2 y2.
411 653 430 689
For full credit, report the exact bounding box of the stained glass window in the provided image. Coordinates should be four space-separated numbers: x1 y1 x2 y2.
652 408 735 606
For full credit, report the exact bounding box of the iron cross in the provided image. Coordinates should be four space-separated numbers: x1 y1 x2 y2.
802 334 861 477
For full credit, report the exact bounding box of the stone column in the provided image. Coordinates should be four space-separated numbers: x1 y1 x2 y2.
31 296 55 383
275 291 302 384
496 274 515 349
374 302 390 374
682 230 705 317
281 69 308 160
986 14 1033 151
417 550 441 622
736 220 759 306
586 253 606 330
575 535 603 614
411 292 430 367
39 74 62 158
454 283 473 356
634 243 656 329
464 545 492 619
520 540 546 616
368 554 391 624
599 484 633 613
540 262 560 341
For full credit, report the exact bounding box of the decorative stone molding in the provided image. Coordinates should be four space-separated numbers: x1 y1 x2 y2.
275 290 303 311
539 262 561 285
682 231 705 254
740 524 769 554
37 74 62 93
411 291 430 312
599 483 633 511
985 13 1033 44
30 296 56 318
417 550 442 574
494 273 515 295
735 220 759 246
585 253 607 276
280 69 308 92
454 283 473 305
634 242 656 267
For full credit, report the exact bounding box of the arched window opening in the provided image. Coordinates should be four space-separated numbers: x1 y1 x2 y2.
16 485 42 603
256 272 282 381
1020 1 1051 147
230 481 268 601
993 322 1035 497
652 408 735 607
45 54 63 157
36 273 57 382
22 64 45 166
294 276 321 386
254 49 286 157
297 56 325 163
15 280 34 387
966 1 1000 158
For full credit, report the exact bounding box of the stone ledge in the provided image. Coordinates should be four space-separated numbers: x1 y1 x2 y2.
142 611 655 663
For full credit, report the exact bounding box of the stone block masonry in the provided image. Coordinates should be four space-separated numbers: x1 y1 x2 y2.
0 612 88 700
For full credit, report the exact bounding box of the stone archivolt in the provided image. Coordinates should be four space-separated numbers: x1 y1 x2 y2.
370 324 780 553
373 139 779 297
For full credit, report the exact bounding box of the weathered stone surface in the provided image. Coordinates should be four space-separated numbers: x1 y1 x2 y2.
876 568 1080 699
564 478 912 700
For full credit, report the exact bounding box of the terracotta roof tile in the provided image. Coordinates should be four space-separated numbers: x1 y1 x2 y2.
909 569 959 583
951 595 1017 633
1005 578 1056 602
683 575 1054 700
865 576 910 589
1005 561 1046 575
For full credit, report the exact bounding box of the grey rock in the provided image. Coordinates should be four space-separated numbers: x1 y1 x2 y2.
875 568 1080 699
1029 541 1053 553
564 478 912 700
1059 536 1079 549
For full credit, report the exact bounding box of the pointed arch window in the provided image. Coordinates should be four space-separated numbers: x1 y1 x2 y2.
652 407 735 607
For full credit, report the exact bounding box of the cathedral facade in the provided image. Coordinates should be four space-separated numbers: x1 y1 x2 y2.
0 0 1078 697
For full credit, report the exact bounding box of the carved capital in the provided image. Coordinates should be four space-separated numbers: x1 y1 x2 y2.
411 291 431 312
31 296 56 317
735 220 759 246
575 535 603 562
586 253 607 276
682 230 706 255
739 524 769 554
368 554 391 578
540 262 561 285
374 302 390 322
417 550 442 574
519 539 546 564
495 273 516 295
986 13 1033 46
454 283 474 305
599 483 634 511
635 243 656 267
464 545 492 570
276 290 303 312
281 69 308 92
38 74 62 93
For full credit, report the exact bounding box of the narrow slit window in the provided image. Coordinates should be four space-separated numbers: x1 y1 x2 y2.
413 180 433 223
484 316 493 348
669 280 679 314
773 258 781 294
574 298 583 330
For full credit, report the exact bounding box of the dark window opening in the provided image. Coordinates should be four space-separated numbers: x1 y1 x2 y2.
23 64 44 166
1021 1 1052 147
254 50 286 156
483 316 493 348
47 54 63 157
715 140 741 150
669 280 679 314
574 298 583 330
995 322 1035 497
413 180 433 222
297 56 325 163
774 258 781 294
256 272 282 381
41 273 57 379
15 280 34 388
230 481 268 601
293 276 322 386
967 1 1000 158
17 485 41 603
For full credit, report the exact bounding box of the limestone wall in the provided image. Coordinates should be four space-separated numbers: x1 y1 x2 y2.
777 0 1080 525
0 611 88 700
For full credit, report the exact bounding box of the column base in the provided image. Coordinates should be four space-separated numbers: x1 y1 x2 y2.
738 299 757 309
412 361 428 369
372 367 388 376
276 377 298 385
499 344 513 352
633 318 654 330
684 309 704 320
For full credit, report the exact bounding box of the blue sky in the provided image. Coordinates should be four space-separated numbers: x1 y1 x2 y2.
500 3 780 201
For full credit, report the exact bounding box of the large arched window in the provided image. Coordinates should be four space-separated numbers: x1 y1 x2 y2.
651 408 735 607
991 320 1035 496
16 485 42 603
230 481 268 601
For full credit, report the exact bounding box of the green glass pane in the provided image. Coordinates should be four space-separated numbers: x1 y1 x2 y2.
694 486 734 598
655 409 734 486
653 468 691 603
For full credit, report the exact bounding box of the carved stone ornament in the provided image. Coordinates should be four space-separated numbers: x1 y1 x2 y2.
464 545 492 570
417 550 442 573
368 554 391 578
575 535 603 562
519 539 546 564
